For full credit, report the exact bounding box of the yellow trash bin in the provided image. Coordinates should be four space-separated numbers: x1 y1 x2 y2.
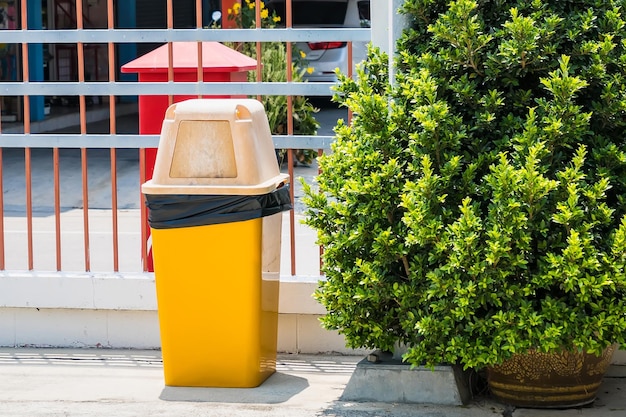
141 99 291 388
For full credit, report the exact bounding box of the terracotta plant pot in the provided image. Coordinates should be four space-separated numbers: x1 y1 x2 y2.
487 345 616 408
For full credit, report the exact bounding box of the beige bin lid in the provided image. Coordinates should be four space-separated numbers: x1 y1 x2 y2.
142 99 289 195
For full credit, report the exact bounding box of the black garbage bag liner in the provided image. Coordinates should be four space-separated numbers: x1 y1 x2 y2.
145 184 292 229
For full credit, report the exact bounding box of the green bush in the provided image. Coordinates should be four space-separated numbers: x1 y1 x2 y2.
303 0 626 369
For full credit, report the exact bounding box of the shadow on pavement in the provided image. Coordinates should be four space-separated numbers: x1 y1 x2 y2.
159 372 309 404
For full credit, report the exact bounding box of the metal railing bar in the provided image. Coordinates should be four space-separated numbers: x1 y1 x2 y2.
0 28 370 43
21 1 33 271
25 147 33 270
108 0 119 272
81 152 91 270
0 81 338 96
255 0 262 101
196 0 204 91
139 149 148 272
285 0 297 276
76 0 91 272
75 1 91 271
166 0 174 107
0 134 336 150
110 141 119 271
0 148 4 270
53 147 62 271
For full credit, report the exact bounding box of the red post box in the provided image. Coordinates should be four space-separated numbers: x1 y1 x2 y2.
121 42 257 270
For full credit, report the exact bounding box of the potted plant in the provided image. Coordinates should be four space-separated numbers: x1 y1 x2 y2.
303 0 626 408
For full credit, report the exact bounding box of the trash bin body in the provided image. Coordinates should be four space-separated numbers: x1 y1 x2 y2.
142 99 291 388
152 214 282 387
122 42 257 271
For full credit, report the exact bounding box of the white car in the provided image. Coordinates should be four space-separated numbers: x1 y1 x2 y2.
266 0 370 83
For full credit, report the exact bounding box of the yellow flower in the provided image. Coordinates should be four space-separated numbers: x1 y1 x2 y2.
299 50 306 58
248 1 255 9
260 8 269 19
273 15 281 23
232 2 241 13
260 1 265 8
306 67 314 74
227 8 232 15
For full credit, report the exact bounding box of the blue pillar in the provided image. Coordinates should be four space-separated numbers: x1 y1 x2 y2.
117 1 137 103
27 0 45 121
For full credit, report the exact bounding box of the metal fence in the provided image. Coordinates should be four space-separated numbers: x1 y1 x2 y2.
0 0 370 275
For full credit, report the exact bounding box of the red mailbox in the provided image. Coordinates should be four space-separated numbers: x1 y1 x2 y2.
121 42 257 270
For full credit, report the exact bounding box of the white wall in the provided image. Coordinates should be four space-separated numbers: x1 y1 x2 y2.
0 272 366 355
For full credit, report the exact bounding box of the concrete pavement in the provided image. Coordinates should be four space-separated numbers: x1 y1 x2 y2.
0 348 625 417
